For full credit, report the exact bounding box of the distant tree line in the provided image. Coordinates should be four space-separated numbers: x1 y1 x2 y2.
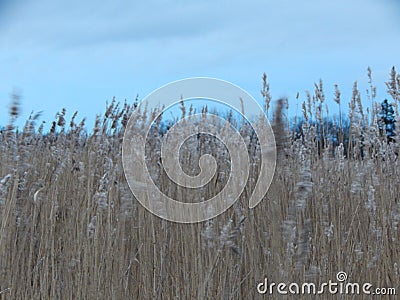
291 99 397 158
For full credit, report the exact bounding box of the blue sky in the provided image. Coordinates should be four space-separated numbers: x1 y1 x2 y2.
1 0 399 130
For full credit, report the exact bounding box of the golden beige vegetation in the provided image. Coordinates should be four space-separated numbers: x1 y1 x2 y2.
0 68 399 299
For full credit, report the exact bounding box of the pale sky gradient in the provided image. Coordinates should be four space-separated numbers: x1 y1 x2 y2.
1 0 399 129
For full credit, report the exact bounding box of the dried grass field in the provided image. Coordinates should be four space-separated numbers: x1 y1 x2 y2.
1 69 399 299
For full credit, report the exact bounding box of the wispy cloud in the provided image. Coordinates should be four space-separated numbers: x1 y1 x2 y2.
3 0 399 50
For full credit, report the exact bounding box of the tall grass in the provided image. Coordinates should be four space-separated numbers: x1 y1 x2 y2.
0 68 399 299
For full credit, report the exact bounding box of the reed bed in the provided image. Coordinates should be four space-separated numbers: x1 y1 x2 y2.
0 68 399 299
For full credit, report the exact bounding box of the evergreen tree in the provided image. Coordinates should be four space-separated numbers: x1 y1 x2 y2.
378 99 396 142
